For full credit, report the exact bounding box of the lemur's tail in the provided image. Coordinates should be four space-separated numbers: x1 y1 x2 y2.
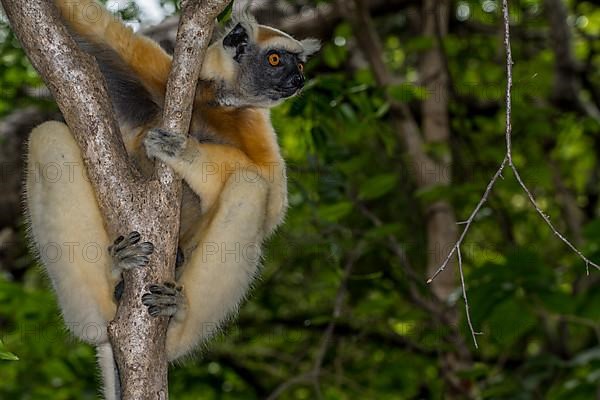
97 342 120 400
54 0 171 98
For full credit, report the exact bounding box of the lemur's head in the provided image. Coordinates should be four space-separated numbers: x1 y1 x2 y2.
201 15 321 108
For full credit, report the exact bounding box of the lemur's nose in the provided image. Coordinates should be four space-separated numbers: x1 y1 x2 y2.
291 74 305 88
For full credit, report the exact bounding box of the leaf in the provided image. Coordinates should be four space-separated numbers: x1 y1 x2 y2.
358 174 398 200
486 299 536 347
536 290 575 314
339 103 356 122
217 1 233 22
0 340 18 361
414 184 451 205
567 347 600 367
322 43 348 69
317 202 353 222
0 351 19 361
387 84 426 103
375 102 391 118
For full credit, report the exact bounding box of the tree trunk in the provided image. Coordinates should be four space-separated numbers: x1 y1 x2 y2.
420 0 458 300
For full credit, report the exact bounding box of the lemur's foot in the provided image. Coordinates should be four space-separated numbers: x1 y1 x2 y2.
109 231 155 272
142 282 184 317
144 128 187 159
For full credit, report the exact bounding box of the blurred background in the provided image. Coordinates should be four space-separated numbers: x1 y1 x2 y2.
1 0 600 398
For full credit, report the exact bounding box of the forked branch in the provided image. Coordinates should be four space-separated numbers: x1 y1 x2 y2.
428 0 600 349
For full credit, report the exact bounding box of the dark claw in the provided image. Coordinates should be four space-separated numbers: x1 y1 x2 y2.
148 306 161 317
128 231 141 242
176 246 185 269
114 280 124 302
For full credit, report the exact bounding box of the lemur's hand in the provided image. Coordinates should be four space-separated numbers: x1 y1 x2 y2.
144 128 187 160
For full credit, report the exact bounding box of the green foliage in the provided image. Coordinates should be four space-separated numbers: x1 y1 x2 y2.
0 269 99 399
0 339 18 361
0 29 50 116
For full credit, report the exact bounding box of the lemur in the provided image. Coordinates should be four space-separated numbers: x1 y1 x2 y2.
24 0 319 398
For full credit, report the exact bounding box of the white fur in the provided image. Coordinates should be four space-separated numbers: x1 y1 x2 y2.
26 122 116 399
300 38 322 58
26 122 115 345
97 343 119 400
165 171 270 359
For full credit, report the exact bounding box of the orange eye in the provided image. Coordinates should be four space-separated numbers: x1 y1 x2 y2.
268 53 280 66
298 63 304 72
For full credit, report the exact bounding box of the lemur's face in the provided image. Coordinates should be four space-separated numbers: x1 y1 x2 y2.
252 47 305 100
222 22 320 107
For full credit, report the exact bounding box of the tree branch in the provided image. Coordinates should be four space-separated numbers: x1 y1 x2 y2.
337 0 460 300
145 0 417 46
108 1 230 398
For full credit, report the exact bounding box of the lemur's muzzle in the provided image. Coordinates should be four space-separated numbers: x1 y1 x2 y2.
290 73 305 90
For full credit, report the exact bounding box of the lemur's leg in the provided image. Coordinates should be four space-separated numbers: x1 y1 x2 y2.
27 123 157 400
172 173 269 360
143 129 270 361
26 121 115 344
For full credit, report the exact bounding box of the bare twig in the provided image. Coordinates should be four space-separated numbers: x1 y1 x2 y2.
428 0 600 347
457 247 481 348
427 156 508 284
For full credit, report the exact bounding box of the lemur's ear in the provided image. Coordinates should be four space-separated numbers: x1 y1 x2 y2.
300 38 321 59
223 23 248 62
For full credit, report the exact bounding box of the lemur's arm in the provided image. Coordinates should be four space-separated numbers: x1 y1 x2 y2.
144 128 255 214
55 0 171 100
144 128 287 235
